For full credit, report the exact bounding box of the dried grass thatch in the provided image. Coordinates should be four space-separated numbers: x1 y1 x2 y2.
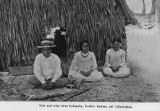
0 0 136 71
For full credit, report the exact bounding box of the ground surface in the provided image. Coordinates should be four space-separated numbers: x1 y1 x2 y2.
1 15 160 102
69 17 160 102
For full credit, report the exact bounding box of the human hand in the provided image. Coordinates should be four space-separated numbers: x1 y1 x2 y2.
42 82 49 90
110 66 117 72
115 66 121 71
42 82 55 90
48 82 56 89
86 70 93 76
97 67 103 71
80 70 90 77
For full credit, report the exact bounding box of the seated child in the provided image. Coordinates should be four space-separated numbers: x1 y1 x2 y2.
103 38 130 77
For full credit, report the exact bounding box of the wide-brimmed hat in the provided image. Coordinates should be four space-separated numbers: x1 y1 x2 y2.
37 40 56 48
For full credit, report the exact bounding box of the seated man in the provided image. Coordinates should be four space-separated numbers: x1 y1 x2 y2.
28 40 69 90
103 38 130 77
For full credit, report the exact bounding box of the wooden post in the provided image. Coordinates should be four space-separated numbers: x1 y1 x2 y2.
155 0 160 33
142 0 146 15
150 0 157 15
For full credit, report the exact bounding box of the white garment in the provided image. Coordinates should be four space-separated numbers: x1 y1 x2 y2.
103 48 130 77
69 70 103 82
68 51 103 81
34 53 62 84
104 48 126 67
103 67 130 77
69 51 97 72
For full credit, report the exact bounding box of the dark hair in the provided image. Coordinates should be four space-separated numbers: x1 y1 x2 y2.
79 40 90 51
54 30 61 36
60 27 66 32
112 38 121 44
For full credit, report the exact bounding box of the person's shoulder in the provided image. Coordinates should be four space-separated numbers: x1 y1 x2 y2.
76 51 81 54
74 51 81 56
35 53 43 58
119 49 125 53
106 48 112 53
34 54 43 62
51 53 60 59
89 51 95 56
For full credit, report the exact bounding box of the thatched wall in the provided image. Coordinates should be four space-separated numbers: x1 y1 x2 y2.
0 0 135 70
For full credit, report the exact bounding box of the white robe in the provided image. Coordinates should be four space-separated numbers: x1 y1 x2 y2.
103 48 130 77
68 51 103 82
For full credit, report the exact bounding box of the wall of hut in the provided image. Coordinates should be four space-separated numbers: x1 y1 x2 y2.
0 0 135 71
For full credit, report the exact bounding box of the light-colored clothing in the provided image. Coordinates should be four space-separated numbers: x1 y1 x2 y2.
34 53 62 84
103 48 130 77
68 51 103 82
104 48 127 67
103 66 130 77
28 75 69 88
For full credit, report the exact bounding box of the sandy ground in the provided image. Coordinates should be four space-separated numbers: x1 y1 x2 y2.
68 24 160 102
1 16 160 102
127 25 160 100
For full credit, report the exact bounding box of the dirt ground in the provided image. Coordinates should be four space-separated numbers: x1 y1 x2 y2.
1 15 160 102
68 15 160 102
68 24 160 102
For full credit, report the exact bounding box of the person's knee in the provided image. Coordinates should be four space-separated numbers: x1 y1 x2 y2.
28 75 36 84
97 72 103 80
91 72 103 81
55 78 69 87
28 75 42 85
115 70 130 78
103 67 112 75
103 68 107 74
122 67 130 75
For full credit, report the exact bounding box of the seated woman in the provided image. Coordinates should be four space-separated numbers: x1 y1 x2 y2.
103 38 130 78
68 40 103 82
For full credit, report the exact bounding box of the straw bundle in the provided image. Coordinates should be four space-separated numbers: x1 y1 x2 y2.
0 0 135 71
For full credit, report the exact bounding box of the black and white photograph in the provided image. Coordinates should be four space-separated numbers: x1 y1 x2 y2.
0 0 160 111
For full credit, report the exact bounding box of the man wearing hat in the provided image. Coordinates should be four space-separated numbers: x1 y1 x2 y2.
28 40 69 90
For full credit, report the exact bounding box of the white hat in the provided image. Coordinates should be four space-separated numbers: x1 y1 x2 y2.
37 40 56 48
46 34 55 39
50 27 60 35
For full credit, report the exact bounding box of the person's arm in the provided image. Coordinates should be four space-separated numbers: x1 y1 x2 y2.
120 50 127 67
51 56 62 82
86 53 97 74
70 53 82 72
114 50 126 72
82 53 97 77
91 53 97 70
80 70 91 77
104 50 111 68
34 55 45 84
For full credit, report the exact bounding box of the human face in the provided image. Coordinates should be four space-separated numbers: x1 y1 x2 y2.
112 41 121 51
42 47 51 58
82 43 89 54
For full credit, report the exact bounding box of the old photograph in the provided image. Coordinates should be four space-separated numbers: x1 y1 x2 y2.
0 0 160 110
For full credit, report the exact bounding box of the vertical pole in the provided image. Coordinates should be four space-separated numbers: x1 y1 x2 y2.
155 0 160 34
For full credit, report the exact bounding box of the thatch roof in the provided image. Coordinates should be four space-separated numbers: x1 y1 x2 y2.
0 0 135 70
